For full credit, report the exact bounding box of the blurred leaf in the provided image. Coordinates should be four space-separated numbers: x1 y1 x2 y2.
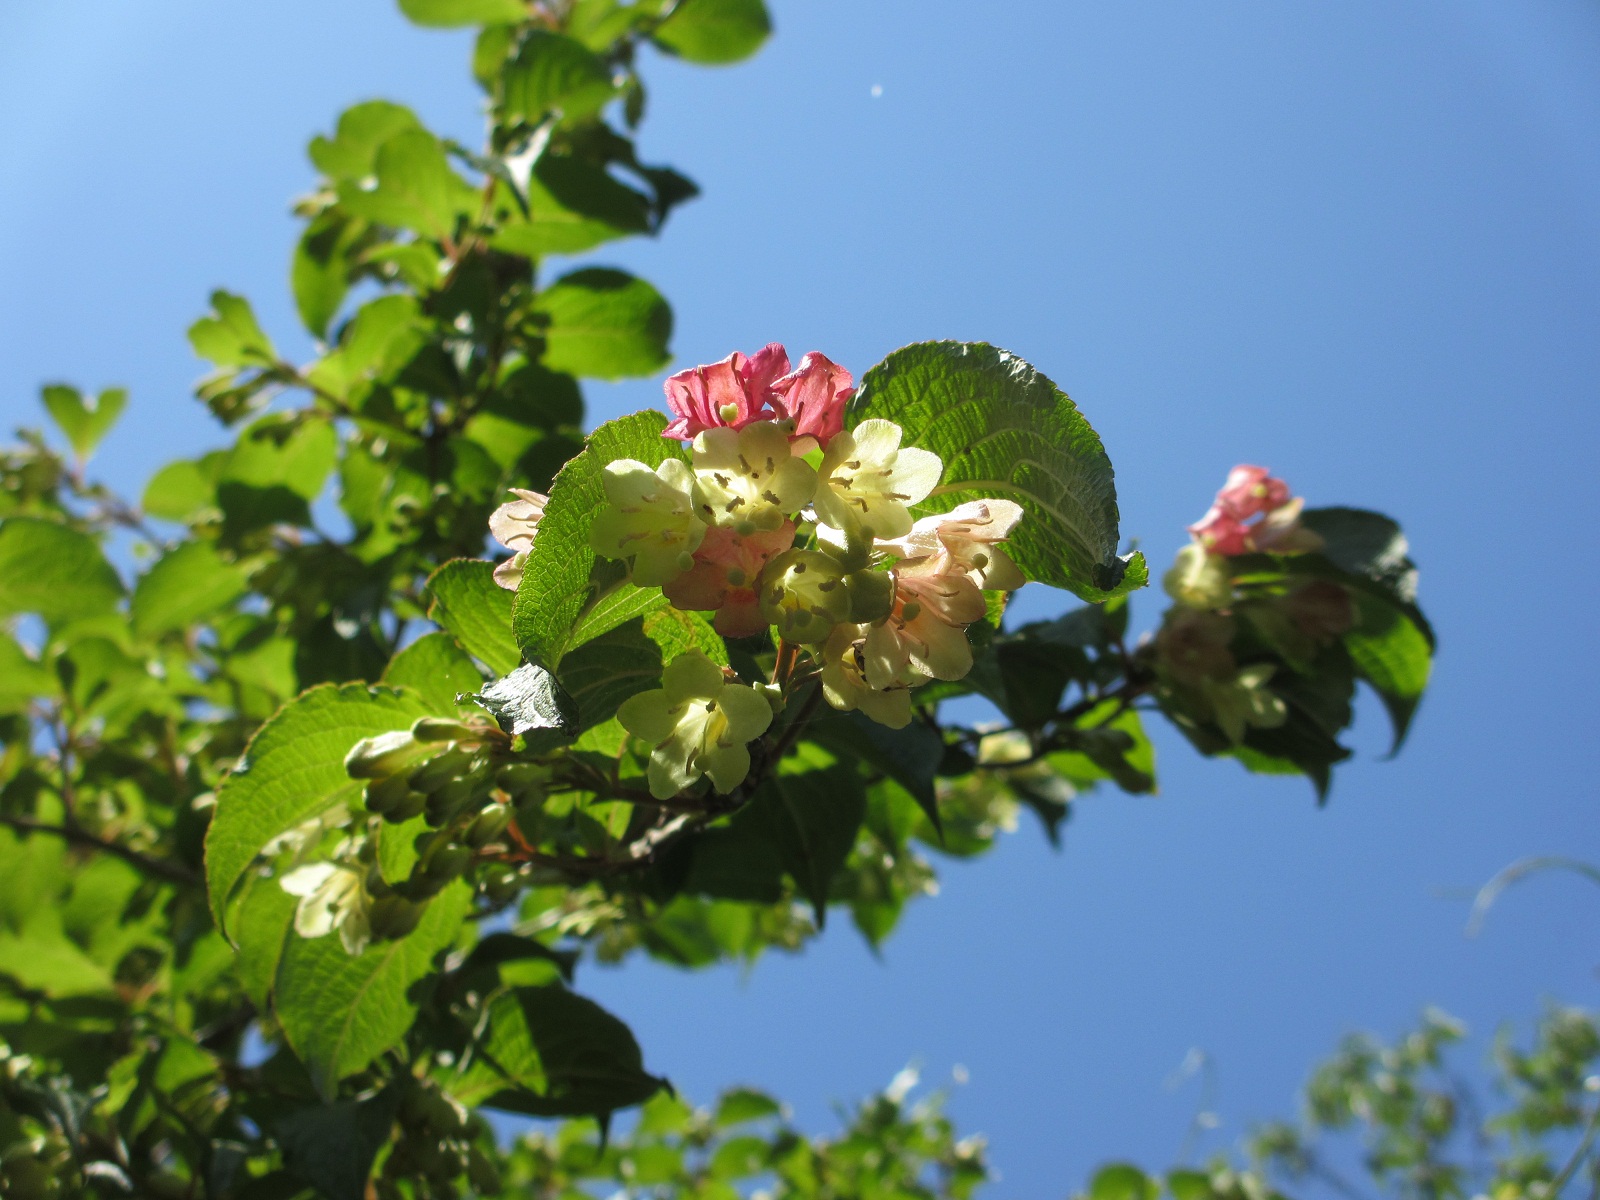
276 881 470 1098
0 632 56 712
853 341 1143 601
0 518 123 622
397 0 527 27
425 559 520 677
808 711 944 838
747 747 867 924
189 290 277 369
652 0 772 64
275 1085 401 1200
338 129 478 242
131 541 250 639
534 268 672 379
41 385 126 460
492 156 652 258
309 100 422 181
205 683 433 936
1345 592 1432 753
501 31 618 123
714 1087 781 1127
142 451 227 522
1090 1164 1160 1200
292 212 368 339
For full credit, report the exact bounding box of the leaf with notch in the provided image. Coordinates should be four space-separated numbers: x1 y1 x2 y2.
189 290 276 370
41 385 126 460
852 341 1143 601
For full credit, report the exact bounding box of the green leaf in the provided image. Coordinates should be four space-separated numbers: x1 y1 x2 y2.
397 0 527 27
205 684 434 936
535 268 672 379
218 415 339 541
275 1086 401 1200
1090 1164 1160 1200
492 155 652 258
142 451 228 522
0 929 113 996
1345 592 1431 753
652 0 772 64
501 31 618 123
0 518 123 623
1299 507 1419 604
41 385 126 460
557 608 725 734
189 290 277 369
292 212 368 339
309 100 422 182
231 871 298 1009
852 341 1143 601
0 632 57 713
131 541 251 639
456 984 665 1118
713 1087 782 1128
808 712 943 839
512 410 684 665
382 631 485 714
747 746 867 924
276 882 470 1097
425 559 520 677
338 129 478 242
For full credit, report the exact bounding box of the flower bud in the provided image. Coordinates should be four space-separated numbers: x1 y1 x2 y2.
344 730 422 780
465 804 512 848
363 772 414 816
420 842 473 884
368 894 425 940
845 568 895 624
407 748 475 795
385 789 428 823
496 761 547 797
411 717 478 743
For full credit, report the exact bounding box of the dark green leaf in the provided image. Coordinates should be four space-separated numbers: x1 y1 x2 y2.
747 747 867 924
652 0 772 64
808 711 943 839
1345 592 1431 753
492 155 652 258
852 341 1143 601
41 385 126 460
425 559 520 676
534 268 672 379
276 882 470 1097
275 1085 401 1200
205 683 433 936
557 608 724 734
0 518 123 623
457 985 665 1118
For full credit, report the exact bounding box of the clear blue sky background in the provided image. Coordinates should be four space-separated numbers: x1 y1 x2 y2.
2 2 1598 1194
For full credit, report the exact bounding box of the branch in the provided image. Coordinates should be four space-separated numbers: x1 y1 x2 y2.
0 813 200 886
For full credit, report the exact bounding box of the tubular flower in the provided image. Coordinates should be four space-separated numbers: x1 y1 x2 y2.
488 488 549 591
1202 663 1289 745
663 522 796 639
813 419 943 540
880 498 1026 591
759 549 854 643
819 622 914 729
661 344 789 441
691 420 817 534
862 561 987 686
1188 464 1322 556
617 650 775 799
280 862 372 956
589 458 707 586
770 352 854 450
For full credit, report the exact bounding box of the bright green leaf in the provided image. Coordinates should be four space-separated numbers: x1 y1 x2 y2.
292 212 368 339
1345 592 1432 753
425 559 521 676
189 290 277 370
0 518 123 623
653 0 772 65
535 268 672 379
41 384 127 460
397 0 528 27
309 100 423 181
853 341 1143 601
131 541 250 639
1090 1164 1160 1200
383 631 485 713
205 683 434 936
501 31 618 123
338 129 479 242
492 156 652 258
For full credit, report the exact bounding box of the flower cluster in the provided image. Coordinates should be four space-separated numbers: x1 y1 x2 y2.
1185 464 1320 557
492 344 1028 799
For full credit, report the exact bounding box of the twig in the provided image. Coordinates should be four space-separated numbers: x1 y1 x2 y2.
0 813 200 886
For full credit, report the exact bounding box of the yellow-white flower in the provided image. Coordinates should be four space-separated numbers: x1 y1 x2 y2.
617 650 775 799
862 562 987 686
280 862 372 956
589 458 707 586
691 420 817 534
813 419 942 540
1162 543 1233 609
819 622 915 729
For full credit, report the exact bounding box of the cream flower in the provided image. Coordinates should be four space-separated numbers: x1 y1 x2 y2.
280 862 372 956
489 488 549 591
1162 543 1233 610
1202 663 1289 744
617 650 775 799
880 498 1025 591
691 420 817 534
813 419 942 540
862 562 987 686
589 458 707 586
758 549 854 644
819 622 915 729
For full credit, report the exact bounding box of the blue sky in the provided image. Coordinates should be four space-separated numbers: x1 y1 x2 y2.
2 1 1598 1194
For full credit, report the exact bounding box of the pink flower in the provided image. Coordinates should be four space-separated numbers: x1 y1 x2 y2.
662 522 796 638
1187 505 1252 556
1214 465 1291 520
661 344 790 441
862 560 988 685
489 488 549 590
770 352 854 449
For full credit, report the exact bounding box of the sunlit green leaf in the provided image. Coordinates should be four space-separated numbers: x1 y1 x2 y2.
534 268 672 379
0 518 123 623
652 0 772 64
41 384 127 460
425 559 521 676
